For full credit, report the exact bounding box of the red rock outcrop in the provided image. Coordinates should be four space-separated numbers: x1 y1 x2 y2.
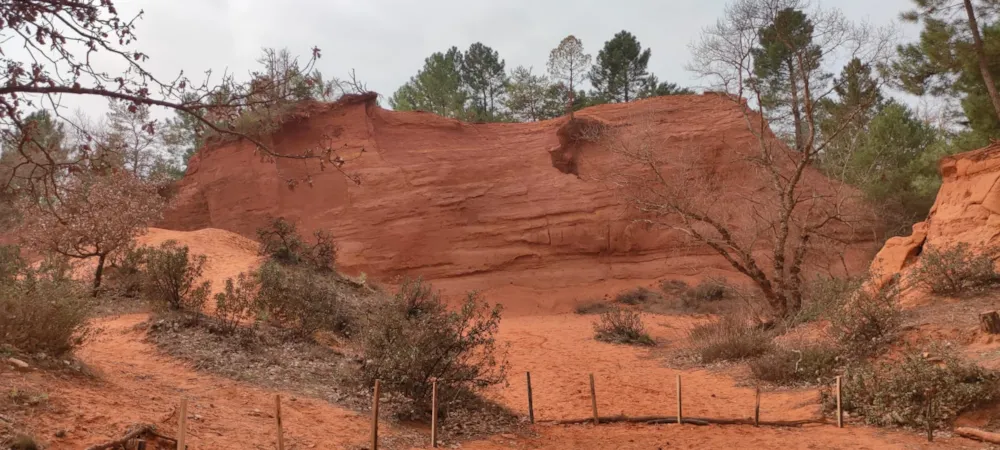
871 143 1000 298
161 94 876 314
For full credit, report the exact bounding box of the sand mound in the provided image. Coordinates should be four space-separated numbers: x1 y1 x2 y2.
160 94 877 315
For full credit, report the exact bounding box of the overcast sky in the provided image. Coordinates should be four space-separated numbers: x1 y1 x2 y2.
69 0 923 117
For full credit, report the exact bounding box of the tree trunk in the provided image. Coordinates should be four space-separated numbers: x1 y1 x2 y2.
980 311 1000 334
964 0 1000 123
92 253 107 297
786 58 805 152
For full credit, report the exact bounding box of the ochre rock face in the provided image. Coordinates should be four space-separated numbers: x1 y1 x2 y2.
161 94 876 314
871 144 1000 297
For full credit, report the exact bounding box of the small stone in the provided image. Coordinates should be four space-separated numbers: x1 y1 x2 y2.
7 358 29 370
55 430 66 438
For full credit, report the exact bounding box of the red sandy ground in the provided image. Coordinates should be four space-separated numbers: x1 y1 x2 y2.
3 228 985 449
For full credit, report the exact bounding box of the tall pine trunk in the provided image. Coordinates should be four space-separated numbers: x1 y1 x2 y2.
786 58 805 152
964 0 1000 123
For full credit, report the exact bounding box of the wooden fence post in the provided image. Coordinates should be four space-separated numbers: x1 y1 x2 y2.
371 380 381 450
676 375 682 425
926 388 935 442
177 397 188 450
836 376 843 429
754 386 760 427
431 379 438 448
275 394 284 450
589 374 599 425
526 372 535 425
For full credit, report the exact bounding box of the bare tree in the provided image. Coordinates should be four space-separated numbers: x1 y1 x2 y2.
547 36 592 118
16 169 164 295
0 1 360 202
602 0 893 318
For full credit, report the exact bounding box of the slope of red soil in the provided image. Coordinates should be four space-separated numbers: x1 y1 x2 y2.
161 94 877 315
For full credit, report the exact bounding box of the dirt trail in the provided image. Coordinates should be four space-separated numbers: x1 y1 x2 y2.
11 314 375 449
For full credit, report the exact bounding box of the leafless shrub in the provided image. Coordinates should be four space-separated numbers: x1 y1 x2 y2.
689 314 773 363
593 307 656 346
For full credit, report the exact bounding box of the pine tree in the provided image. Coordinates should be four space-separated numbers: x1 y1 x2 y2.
547 36 592 118
389 47 467 118
505 66 555 122
462 43 507 121
751 7 824 152
589 30 652 103
638 75 694 98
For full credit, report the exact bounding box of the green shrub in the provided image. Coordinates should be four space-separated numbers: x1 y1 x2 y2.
357 281 508 419
750 344 841 385
829 283 902 358
593 307 655 346
689 315 773 363
0 244 23 285
142 240 211 311
255 261 355 337
106 245 147 298
257 217 337 271
0 252 90 356
214 272 258 335
911 243 1000 295
615 287 660 305
837 349 1000 429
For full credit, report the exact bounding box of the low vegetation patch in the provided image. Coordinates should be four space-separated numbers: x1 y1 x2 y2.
749 344 841 386
357 280 509 419
615 287 660 305
683 279 728 304
837 348 1000 429
255 261 358 338
575 299 614 315
0 248 91 356
911 243 1000 295
689 314 772 363
593 306 655 346
829 283 902 358
142 240 211 311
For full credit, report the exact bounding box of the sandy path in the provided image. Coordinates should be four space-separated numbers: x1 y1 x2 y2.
13 314 374 449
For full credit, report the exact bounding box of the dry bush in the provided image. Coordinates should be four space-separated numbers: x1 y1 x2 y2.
255 261 356 338
0 250 90 356
214 273 259 335
790 275 863 326
685 279 728 302
105 245 147 298
257 217 337 272
829 282 902 358
749 344 841 386
357 281 508 419
837 348 1000 429
689 314 773 363
911 243 1000 295
615 287 661 305
575 299 614 315
0 244 23 284
593 307 655 346
142 240 211 311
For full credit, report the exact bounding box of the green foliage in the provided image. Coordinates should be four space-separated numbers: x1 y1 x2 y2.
214 273 258 335
838 348 1000 429
829 283 902 358
0 244 24 285
589 30 652 103
639 74 694 98
911 243 1000 295
462 43 507 121
106 245 148 298
357 282 507 418
390 47 468 119
255 261 355 337
142 240 211 311
256 217 337 272
689 315 773 363
750 344 841 386
593 306 655 346
505 66 560 122
895 1 1000 137
0 250 90 356
751 7 824 151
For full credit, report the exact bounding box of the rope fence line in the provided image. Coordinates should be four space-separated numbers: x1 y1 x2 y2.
97 370 971 449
